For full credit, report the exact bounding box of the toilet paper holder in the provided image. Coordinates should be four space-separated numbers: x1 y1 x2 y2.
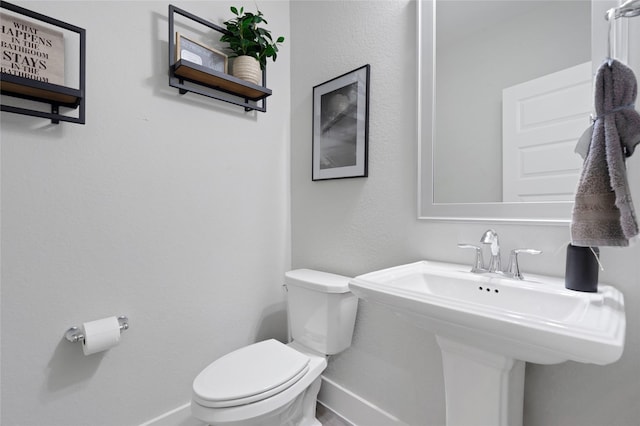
64 315 129 343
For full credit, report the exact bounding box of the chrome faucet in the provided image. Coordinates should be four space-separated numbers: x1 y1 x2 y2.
480 229 501 273
458 229 542 279
506 248 543 280
456 244 485 273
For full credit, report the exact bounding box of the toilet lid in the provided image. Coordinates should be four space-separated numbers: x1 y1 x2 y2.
193 339 310 408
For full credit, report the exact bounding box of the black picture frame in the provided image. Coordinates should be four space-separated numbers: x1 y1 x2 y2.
312 65 370 180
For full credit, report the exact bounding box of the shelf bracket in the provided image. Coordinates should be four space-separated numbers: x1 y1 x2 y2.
51 105 60 124
178 78 188 95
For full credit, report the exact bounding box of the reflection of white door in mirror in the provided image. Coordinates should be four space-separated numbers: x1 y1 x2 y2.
502 62 592 202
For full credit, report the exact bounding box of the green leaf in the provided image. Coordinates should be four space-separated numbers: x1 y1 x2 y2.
220 5 284 68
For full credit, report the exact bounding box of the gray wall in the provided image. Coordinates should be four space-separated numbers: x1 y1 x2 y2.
291 1 640 425
1 1 290 425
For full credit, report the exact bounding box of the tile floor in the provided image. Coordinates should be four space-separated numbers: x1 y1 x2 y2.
316 403 353 426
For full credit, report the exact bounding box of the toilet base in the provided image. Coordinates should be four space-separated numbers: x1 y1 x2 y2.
192 376 322 426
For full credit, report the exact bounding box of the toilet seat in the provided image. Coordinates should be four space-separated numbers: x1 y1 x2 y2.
193 339 310 408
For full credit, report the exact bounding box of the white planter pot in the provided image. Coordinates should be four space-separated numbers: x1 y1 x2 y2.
232 55 261 85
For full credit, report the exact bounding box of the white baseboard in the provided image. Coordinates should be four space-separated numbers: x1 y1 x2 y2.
140 377 405 426
318 375 407 426
138 402 202 426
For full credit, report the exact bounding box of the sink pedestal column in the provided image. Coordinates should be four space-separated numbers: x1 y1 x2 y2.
436 336 525 426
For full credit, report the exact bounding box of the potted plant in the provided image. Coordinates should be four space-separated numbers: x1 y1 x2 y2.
220 6 285 85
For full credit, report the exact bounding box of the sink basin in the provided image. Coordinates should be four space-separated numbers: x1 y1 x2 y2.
349 260 625 365
349 260 626 426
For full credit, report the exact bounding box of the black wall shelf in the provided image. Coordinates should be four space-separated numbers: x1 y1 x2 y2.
0 1 86 124
168 5 271 112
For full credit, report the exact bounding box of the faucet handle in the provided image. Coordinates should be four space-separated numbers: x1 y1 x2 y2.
458 243 485 272
507 248 542 280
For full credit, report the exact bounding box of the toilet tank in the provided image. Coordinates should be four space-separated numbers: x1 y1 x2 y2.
285 269 358 355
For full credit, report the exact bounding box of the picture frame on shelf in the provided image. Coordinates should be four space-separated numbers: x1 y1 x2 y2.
1 11 66 85
176 33 227 74
312 64 370 181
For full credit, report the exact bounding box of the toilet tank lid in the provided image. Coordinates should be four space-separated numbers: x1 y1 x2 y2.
285 269 352 293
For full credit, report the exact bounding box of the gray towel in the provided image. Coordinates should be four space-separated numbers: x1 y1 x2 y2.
571 59 640 247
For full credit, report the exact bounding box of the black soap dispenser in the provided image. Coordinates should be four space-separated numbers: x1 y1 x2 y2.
565 244 600 292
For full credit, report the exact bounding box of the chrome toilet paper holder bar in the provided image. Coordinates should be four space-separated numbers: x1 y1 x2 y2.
64 315 129 343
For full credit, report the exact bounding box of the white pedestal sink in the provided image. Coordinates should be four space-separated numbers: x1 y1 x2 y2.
349 261 626 426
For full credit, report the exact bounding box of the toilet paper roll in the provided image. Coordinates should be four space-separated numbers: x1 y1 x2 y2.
81 316 121 356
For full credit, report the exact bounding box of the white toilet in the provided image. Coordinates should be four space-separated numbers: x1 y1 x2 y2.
191 269 359 426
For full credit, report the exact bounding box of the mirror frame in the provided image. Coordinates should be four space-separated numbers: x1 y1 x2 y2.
417 0 628 224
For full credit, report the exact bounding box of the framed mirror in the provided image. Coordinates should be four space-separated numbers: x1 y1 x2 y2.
418 0 628 223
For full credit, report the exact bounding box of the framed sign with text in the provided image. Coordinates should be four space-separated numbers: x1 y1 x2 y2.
1 12 65 85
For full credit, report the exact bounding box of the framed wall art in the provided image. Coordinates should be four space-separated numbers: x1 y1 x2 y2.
176 32 227 74
0 11 65 85
312 64 370 180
